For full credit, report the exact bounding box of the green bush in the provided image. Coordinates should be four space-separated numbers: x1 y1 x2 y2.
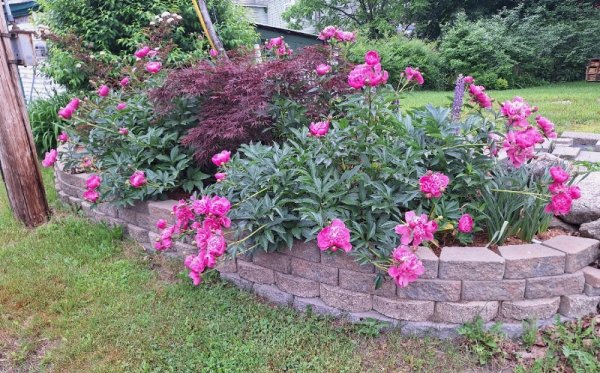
29 92 71 155
348 36 446 90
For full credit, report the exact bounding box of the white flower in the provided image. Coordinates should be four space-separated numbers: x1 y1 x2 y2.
75 63 82 68
161 11 170 17
166 18 174 24
150 21 156 26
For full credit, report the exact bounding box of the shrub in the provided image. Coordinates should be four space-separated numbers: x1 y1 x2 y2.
348 36 446 90
153 45 353 167
29 92 71 155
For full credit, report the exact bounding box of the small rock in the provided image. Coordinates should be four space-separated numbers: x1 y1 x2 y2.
550 218 578 233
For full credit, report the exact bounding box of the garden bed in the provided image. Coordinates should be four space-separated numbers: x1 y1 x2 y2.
54 165 600 338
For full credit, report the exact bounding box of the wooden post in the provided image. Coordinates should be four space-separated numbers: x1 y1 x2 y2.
0 11 50 227
193 0 226 55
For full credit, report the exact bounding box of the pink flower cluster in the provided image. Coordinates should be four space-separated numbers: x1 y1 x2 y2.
388 246 425 288
58 97 81 120
348 51 389 89
545 167 581 216
308 120 330 137
318 26 356 42
419 171 449 198
500 97 554 168
212 150 231 167
467 84 492 109
134 45 162 73
155 195 232 285
404 67 424 85
42 149 58 168
83 174 101 203
317 219 352 252
265 36 293 56
394 211 438 248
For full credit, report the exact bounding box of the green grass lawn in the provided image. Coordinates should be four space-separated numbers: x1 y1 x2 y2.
403 82 600 134
1 170 599 372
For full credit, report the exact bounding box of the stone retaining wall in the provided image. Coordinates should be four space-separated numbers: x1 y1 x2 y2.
55 167 600 338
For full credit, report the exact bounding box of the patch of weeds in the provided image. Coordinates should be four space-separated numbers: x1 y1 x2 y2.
353 318 390 337
458 316 505 365
521 318 539 349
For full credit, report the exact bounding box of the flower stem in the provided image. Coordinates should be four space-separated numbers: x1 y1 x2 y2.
230 224 267 246
232 187 269 208
490 189 548 201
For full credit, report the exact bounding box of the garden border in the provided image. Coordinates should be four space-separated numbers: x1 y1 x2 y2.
54 166 600 338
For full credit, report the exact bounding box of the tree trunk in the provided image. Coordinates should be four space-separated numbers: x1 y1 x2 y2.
196 0 225 53
0 13 50 227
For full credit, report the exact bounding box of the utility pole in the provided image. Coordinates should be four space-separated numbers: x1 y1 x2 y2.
0 3 50 227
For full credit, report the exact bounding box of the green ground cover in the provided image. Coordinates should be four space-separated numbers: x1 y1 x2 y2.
403 82 600 134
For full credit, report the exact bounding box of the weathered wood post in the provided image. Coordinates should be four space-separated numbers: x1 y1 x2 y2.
0 10 50 227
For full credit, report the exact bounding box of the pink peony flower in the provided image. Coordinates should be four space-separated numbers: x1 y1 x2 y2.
116 102 127 111
340 31 356 42
156 219 167 230
145 61 162 74
57 131 69 143
317 219 352 252
388 246 425 288
535 116 557 139
318 26 337 40
42 149 58 167
514 127 544 149
348 63 389 89
464 76 474 84
208 196 231 217
129 171 147 188
468 84 492 109
134 46 151 59
457 214 474 233
206 234 227 256
364 51 381 66
68 98 80 110
209 48 218 57
83 189 99 203
192 195 211 215
58 106 75 120
120 77 129 87
172 200 195 231
550 166 570 184
394 211 438 247
308 120 330 137
404 67 425 85
86 174 101 190
265 36 284 49
211 150 231 167
215 172 226 182
568 185 581 199
118 127 129 135
419 171 450 198
82 158 92 168
500 97 534 129
315 64 332 76
98 85 110 97
503 131 535 168
545 193 573 216
203 215 231 231
188 271 202 286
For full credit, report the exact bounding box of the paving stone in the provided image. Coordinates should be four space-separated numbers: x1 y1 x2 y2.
435 301 499 323
253 284 293 306
561 131 600 145
347 311 398 327
595 140 600 152
237 261 275 284
499 244 565 279
558 294 600 318
582 266 600 287
553 137 574 146
321 252 375 273
285 240 321 262
396 279 461 302
543 236 600 273
372 296 434 321
220 272 253 291
575 151 600 163
275 272 320 297
584 284 600 296
501 297 560 320
293 297 342 316
125 224 149 244
253 250 291 273
580 219 600 241
321 284 373 312
415 246 439 279
551 146 580 160
400 322 460 339
462 280 525 301
525 272 585 299
338 270 396 297
291 258 338 285
439 247 505 280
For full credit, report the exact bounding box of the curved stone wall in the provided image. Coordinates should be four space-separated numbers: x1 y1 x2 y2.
55 167 600 338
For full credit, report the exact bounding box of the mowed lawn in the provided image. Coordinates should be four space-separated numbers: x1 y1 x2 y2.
403 81 600 134
0 170 478 372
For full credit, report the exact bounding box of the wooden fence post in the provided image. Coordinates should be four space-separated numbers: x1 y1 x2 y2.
0 11 50 227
